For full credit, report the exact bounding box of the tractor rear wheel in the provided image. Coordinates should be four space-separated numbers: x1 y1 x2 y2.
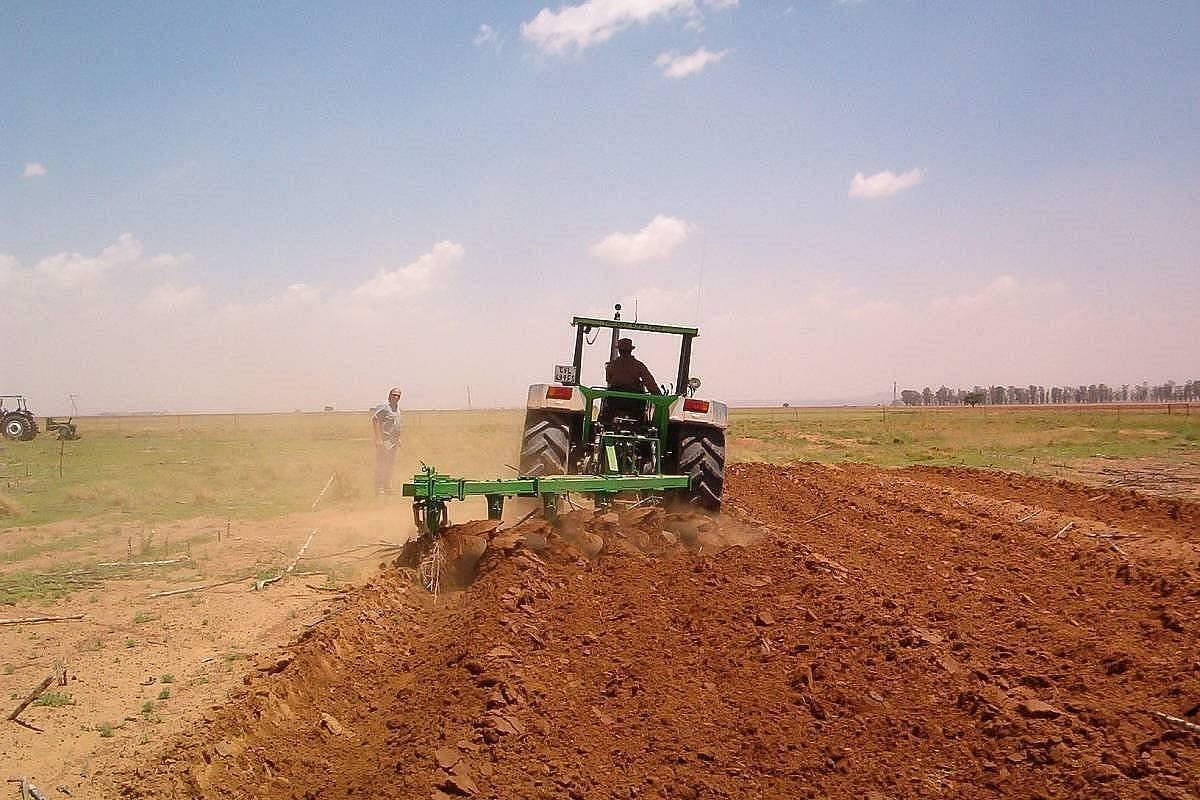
3 414 33 442
519 411 572 477
672 426 725 511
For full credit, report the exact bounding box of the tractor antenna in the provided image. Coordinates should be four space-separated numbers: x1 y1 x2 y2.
634 298 638 323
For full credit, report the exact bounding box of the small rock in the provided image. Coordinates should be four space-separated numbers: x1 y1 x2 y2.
1016 699 1063 719
1047 743 1070 763
578 533 604 560
442 767 479 796
1159 612 1184 633
1083 762 1123 783
590 705 615 726
490 532 524 553
754 610 775 627
435 747 461 770
319 712 351 737
483 645 519 660
1101 653 1132 675
257 655 293 674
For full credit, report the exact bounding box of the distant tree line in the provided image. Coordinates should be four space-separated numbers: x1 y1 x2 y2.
897 380 1199 407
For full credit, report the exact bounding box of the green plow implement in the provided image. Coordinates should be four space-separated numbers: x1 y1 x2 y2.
402 465 689 538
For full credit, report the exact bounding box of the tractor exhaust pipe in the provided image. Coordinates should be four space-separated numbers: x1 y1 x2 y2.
610 303 621 362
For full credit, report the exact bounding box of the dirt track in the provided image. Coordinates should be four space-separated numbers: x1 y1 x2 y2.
120 463 1199 799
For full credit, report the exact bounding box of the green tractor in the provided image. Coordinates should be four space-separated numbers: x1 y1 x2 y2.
401 305 725 547
518 304 727 511
398 306 725 589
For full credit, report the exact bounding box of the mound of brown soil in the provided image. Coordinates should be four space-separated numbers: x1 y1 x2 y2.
120 463 1199 799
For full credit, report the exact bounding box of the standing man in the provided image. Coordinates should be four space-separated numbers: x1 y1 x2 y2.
372 386 402 495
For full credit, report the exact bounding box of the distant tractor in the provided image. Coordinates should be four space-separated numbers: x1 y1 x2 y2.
0 396 79 441
519 304 728 511
1 396 38 441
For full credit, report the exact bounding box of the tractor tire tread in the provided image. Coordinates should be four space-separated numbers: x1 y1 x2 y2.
519 411 572 477
674 427 725 511
2 413 34 442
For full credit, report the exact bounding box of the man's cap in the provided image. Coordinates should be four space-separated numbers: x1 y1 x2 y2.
388 386 402 397
616 338 634 352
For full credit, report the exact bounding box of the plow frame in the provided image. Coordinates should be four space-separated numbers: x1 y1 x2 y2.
402 465 689 538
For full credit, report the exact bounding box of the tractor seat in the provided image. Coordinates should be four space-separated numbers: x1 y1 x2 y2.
599 395 649 425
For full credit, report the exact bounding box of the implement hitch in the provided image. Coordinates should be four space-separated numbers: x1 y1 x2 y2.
402 464 689 538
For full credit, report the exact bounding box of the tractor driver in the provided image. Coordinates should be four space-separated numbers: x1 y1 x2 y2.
603 338 661 422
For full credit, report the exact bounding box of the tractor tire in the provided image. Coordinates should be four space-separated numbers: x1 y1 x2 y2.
672 426 725 512
519 411 572 477
3 414 33 442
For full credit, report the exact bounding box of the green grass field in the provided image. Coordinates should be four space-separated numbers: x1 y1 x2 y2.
729 405 1199 469
0 406 1196 531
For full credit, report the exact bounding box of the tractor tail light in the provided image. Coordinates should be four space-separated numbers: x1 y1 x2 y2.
546 386 574 401
683 399 710 414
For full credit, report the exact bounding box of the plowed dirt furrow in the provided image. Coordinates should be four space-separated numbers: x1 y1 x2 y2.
120 463 1199 800
902 466 1199 536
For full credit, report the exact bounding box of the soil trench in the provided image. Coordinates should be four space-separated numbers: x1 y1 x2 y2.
119 463 1199 799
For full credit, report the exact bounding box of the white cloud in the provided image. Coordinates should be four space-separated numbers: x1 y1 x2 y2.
2 234 192 291
591 215 694 264
141 284 204 316
34 233 145 288
0 254 16 286
281 283 322 304
521 0 698 55
655 47 730 78
473 24 501 48
929 274 1064 314
22 162 46 178
848 167 925 199
705 0 739 8
352 240 464 301
148 252 193 269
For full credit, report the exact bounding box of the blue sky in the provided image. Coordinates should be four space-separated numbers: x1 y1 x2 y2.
3 1 1198 412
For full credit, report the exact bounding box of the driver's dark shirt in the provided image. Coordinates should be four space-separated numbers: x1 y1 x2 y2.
605 355 662 395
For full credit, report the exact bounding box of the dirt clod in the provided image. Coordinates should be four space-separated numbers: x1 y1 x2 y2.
1016 699 1064 719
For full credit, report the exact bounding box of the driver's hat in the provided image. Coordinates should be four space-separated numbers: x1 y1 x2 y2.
616 338 635 353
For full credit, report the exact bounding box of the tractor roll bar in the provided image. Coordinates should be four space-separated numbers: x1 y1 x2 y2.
568 307 699 391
